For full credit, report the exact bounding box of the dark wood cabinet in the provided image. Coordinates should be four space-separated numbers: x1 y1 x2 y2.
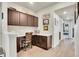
27 15 34 26
8 9 19 25
77 2 79 16
40 36 47 49
16 36 25 52
32 35 52 50
8 8 38 27
17 37 20 52
19 12 28 26
33 16 38 27
32 35 37 45
17 35 52 52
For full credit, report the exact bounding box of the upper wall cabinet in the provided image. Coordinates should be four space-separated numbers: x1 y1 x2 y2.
8 8 38 27
33 16 38 27
27 15 34 26
8 9 19 25
19 12 28 26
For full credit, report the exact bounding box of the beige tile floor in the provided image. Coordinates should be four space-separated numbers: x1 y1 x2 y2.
17 39 75 57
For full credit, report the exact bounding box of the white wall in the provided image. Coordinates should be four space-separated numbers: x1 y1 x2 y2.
74 17 79 56
2 2 10 57
8 26 37 36
59 17 63 40
9 33 17 57
0 3 2 47
36 11 53 34
53 13 63 47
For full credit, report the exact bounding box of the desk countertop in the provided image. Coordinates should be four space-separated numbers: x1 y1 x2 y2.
7 31 52 36
34 34 52 36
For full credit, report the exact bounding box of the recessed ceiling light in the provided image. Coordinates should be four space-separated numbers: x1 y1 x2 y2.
29 2 34 4
63 11 67 14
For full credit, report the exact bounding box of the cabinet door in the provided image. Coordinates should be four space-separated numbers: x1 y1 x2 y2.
19 12 28 26
33 16 38 27
32 35 37 45
17 37 20 52
27 15 33 26
37 36 41 46
41 36 47 49
8 9 19 25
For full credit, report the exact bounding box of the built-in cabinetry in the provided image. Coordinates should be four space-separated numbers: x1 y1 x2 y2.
16 35 52 52
8 8 38 27
32 35 52 50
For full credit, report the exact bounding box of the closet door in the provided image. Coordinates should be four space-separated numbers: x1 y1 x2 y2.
19 12 28 26
8 9 19 25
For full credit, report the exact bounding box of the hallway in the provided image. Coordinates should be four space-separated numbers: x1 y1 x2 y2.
17 39 75 57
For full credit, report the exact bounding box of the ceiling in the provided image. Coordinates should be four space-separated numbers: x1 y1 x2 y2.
55 5 76 21
13 2 57 12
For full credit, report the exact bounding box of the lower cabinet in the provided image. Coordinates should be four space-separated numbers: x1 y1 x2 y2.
17 37 20 52
17 35 52 52
32 35 52 50
40 37 47 49
16 36 25 52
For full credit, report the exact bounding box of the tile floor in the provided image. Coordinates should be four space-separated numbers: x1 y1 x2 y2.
17 39 75 57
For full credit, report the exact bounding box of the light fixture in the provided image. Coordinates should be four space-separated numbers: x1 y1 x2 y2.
63 11 67 14
29 2 34 4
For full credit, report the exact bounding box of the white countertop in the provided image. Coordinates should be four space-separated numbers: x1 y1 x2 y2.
7 31 52 36
35 33 52 36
